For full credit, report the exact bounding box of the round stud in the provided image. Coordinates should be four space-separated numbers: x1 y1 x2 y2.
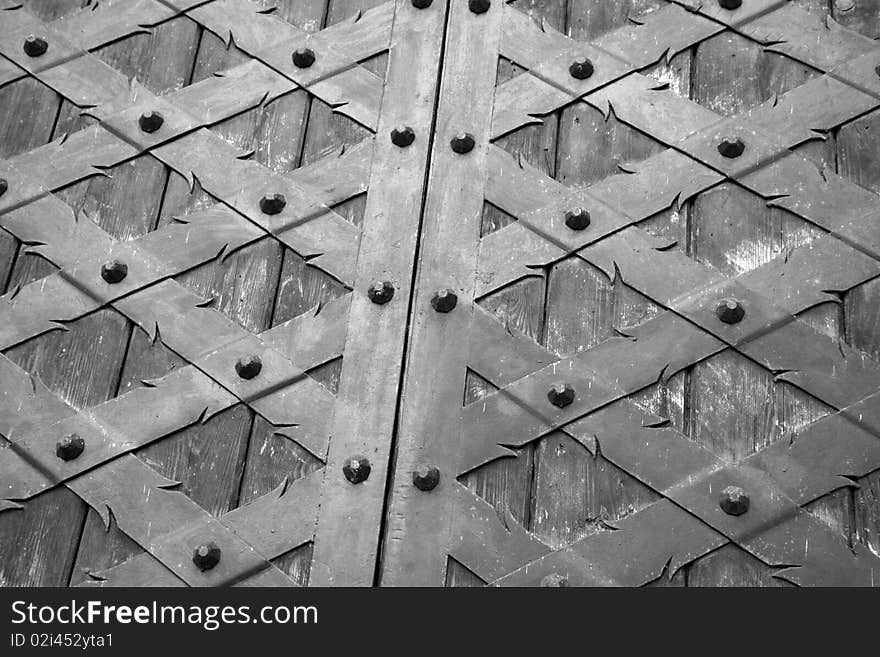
569 59 594 80
367 280 395 305
450 133 475 154
412 0 433 7
100 259 128 284
390 126 416 148
715 298 745 324
259 193 286 215
469 0 491 14
718 0 742 9
138 111 164 134
55 434 85 461
0 178 7 197
412 465 441 492
343 456 371 484
430 288 458 313
564 208 591 231
719 485 750 516
235 355 262 380
23 36 48 58
547 382 575 408
192 542 221 571
540 573 569 587
292 48 316 68
717 137 745 159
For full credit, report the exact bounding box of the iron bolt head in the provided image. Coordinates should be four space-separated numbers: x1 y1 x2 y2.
719 486 750 516
390 126 416 148
450 133 475 154
412 465 441 491
259 193 287 215
138 111 164 134
192 542 221 571
430 288 458 313
368 280 395 305
469 0 491 14
343 456 371 484
23 35 48 57
100 259 128 284
569 59 595 80
717 137 745 159
718 0 742 9
235 355 263 380
55 434 85 461
564 207 591 231
0 178 7 197
412 0 433 8
547 382 575 408
540 573 569 587
292 48 316 68
715 298 745 324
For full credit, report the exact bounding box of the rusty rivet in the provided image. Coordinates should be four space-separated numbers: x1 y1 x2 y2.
100 259 128 284
390 126 416 148
411 0 433 7
192 542 221 571
540 573 569 587
292 48 316 68
450 133 475 154
235 355 262 380
138 111 164 134
0 178 7 197
412 465 441 491
259 193 286 215
343 456 371 484
367 280 395 305
564 207 591 231
718 0 742 9
717 137 745 159
547 382 575 408
569 59 594 80
55 434 85 461
430 288 458 313
719 486 750 516
469 0 491 14
715 298 745 324
23 35 48 57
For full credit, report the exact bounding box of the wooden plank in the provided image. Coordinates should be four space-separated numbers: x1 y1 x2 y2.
835 1 880 564
685 0 851 587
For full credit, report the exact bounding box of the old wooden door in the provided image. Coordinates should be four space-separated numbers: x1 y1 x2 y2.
1 0 879 588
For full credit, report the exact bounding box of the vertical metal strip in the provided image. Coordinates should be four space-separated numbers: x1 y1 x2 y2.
309 0 449 586
381 0 503 586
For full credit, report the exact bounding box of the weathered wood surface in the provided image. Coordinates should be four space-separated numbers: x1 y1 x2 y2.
1 0 879 587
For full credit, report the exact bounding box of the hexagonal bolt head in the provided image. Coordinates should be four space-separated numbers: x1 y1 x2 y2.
138 111 164 134
55 434 85 461
564 207 591 231
0 178 7 197
367 280 395 305
412 465 441 492
259 193 287 215
411 0 433 7
719 486 750 516
547 382 575 408
469 0 491 14
718 0 742 9
568 59 595 80
343 456 371 484
715 298 745 324
192 542 222 571
717 137 745 159
23 35 48 57
450 133 476 154
235 355 263 380
430 288 458 313
390 126 416 148
100 259 128 284
292 48 316 68
540 573 569 587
